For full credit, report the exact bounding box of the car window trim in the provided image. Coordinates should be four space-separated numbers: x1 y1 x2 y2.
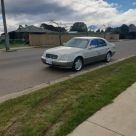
97 39 107 48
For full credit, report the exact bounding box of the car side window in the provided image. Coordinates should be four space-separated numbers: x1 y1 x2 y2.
90 39 98 47
97 39 107 47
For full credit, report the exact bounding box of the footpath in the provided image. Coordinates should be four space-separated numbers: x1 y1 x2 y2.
68 82 136 136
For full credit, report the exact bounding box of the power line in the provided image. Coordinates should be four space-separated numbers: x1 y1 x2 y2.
70 0 136 19
8 0 136 21
10 0 31 26
10 0 19 16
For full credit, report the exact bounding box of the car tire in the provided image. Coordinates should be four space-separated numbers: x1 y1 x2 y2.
105 52 111 62
72 57 83 71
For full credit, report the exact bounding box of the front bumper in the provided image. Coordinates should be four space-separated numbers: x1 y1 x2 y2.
41 56 73 68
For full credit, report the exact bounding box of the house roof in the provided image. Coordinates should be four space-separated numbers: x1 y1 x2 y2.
15 25 52 33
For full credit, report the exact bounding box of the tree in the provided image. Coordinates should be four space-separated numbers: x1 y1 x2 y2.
112 27 126 39
101 30 104 33
49 20 67 45
70 22 87 32
129 24 136 32
96 29 100 32
103 23 112 38
129 24 136 39
120 24 129 34
112 28 122 34
18 25 24 29
115 24 129 39
40 23 66 32
105 27 113 32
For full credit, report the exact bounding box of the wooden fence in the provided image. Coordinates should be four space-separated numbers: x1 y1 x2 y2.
29 33 119 46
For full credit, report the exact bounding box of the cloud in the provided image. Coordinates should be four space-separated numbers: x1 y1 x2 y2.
133 2 136 5
0 0 136 34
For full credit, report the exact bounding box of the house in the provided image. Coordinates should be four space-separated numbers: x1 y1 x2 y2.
7 25 52 40
16 25 51 33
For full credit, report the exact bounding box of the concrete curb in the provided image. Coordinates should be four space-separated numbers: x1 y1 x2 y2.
0 55 135 104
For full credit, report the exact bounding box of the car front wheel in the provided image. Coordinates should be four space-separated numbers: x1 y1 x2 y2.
105 52 111 62
72 57 83 71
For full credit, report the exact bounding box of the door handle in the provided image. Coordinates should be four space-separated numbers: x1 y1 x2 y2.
97 51 100 54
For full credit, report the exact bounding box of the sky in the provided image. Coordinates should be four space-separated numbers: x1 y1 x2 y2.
0 0 136 34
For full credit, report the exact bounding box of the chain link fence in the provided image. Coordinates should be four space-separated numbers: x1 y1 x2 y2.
0 38 29 49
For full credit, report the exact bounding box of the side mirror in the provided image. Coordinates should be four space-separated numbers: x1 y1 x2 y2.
63 43 65 46
88 45 95 49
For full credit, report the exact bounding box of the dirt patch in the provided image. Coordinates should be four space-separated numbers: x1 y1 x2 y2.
3 121 22 136
37 80 83 108
45 121 64 136
40 102 73 136
40 96 82 136
113 68 121 72
107 68 121 73
37 88 67 108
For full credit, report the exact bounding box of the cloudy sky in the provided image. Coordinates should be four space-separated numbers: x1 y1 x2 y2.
0 0 136 34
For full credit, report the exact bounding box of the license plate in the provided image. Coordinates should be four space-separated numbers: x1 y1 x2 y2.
46 60 52 64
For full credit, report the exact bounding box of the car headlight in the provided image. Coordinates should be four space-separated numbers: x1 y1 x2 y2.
60 54 69 60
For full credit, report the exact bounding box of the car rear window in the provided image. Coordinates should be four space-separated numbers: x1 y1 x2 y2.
97 39 107 47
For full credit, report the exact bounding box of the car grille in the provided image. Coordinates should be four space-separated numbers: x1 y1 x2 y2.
46 54 58 59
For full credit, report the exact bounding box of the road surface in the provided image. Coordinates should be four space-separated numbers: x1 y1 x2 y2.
0 40 136 97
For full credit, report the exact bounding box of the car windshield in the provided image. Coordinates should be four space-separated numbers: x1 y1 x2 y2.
65 39 89 49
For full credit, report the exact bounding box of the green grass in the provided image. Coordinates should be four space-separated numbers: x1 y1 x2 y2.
0 43 30 49
0 43 60 49
34 45 61 48
108 39 136 42
120 39 136 41
0 56 136 136
108 40 119 42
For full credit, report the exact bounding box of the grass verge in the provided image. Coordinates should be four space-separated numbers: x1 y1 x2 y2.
0 43 30 49
108 40 119 42
0 56 136 136
34 45 61 48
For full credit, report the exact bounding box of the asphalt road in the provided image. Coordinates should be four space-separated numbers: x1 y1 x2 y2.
0 40 136 97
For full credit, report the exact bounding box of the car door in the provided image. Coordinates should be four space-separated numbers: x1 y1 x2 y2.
83 39 100 64
96 39 109 60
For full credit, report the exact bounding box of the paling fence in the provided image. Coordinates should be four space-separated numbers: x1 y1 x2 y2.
29 33 119 46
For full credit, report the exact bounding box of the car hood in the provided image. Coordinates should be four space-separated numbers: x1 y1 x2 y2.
46 46 84 55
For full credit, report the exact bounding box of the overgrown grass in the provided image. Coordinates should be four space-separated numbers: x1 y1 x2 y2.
0 56 136 136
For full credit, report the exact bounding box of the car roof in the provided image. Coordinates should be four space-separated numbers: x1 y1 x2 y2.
73 37 105 40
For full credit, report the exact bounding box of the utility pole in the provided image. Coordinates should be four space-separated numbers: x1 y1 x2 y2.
1 0 10 50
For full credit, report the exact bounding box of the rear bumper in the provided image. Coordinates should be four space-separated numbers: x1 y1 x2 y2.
111 51 116 57
41 57 73 68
